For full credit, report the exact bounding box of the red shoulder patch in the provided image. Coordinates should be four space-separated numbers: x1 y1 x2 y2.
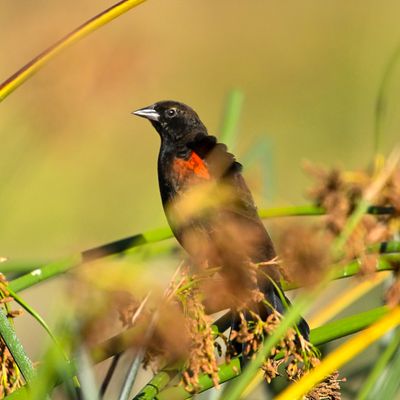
173 151 210 180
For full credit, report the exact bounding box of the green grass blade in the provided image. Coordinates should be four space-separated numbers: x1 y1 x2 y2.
9 255 82 293
8 288 59 345
7 204 394 294
371 345 400 400
0 308 35 383
357 329 400 400
310 306 389 346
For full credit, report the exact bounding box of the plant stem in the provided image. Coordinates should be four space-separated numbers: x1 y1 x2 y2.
7 205 397 294
8 288 59 347
357 328 400 400
0 0 148 102
100 354 121 398
0 308 35 383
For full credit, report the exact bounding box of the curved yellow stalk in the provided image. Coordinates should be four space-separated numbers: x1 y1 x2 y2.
275 306 400 400
308 272 390 328
0 0 147 102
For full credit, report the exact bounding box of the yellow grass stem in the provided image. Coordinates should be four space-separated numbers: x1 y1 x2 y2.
276 306 400 400
0 0 147 102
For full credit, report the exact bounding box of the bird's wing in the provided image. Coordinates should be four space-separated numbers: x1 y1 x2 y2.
187 134 260 222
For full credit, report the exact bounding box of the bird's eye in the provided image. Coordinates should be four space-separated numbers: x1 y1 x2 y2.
166 108 177 118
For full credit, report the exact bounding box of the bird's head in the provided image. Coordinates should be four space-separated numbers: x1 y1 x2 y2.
133 100 207 143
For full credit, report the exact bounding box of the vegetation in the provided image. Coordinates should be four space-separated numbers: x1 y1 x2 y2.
1 1 400 399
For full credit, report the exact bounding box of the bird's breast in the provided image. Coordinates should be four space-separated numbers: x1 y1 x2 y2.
172 151 211 184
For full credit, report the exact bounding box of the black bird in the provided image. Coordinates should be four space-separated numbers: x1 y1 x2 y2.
133 100 309 344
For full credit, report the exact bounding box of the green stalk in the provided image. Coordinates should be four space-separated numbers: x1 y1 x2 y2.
7 205 395 294
258 204 324 218
357 328 400 400
146 360 242 400
9 255 82 293
0 308 35 383
310 306 389 345
7 287 79 388
282 253 398 291
9 226 173 293
371 343 400 399
132 371 174 399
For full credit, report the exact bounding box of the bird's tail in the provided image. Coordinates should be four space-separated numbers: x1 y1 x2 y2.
267 285 310 341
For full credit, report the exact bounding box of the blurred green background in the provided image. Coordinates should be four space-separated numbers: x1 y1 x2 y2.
1 2 400 397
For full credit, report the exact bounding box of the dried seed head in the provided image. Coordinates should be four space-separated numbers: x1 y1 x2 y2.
278 224 332 286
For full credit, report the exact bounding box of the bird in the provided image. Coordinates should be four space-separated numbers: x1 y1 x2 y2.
133 100 309 347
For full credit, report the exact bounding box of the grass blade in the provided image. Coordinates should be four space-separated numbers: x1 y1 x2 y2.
100 354 121 398
357 328 400 400
7 206 395 294
0 308 35 383
370 344 400 399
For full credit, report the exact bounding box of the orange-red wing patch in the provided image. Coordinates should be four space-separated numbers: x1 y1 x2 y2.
173 151 210 180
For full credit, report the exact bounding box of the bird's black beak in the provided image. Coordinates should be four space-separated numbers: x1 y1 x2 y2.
132 105 160 122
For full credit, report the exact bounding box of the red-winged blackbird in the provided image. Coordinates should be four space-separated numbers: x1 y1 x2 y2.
133 100 309 341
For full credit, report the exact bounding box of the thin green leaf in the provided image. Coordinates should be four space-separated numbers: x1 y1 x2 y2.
7 206 395 294
358 329 400 400
370 345 400 400
0 308 35 384
8 288 59 346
